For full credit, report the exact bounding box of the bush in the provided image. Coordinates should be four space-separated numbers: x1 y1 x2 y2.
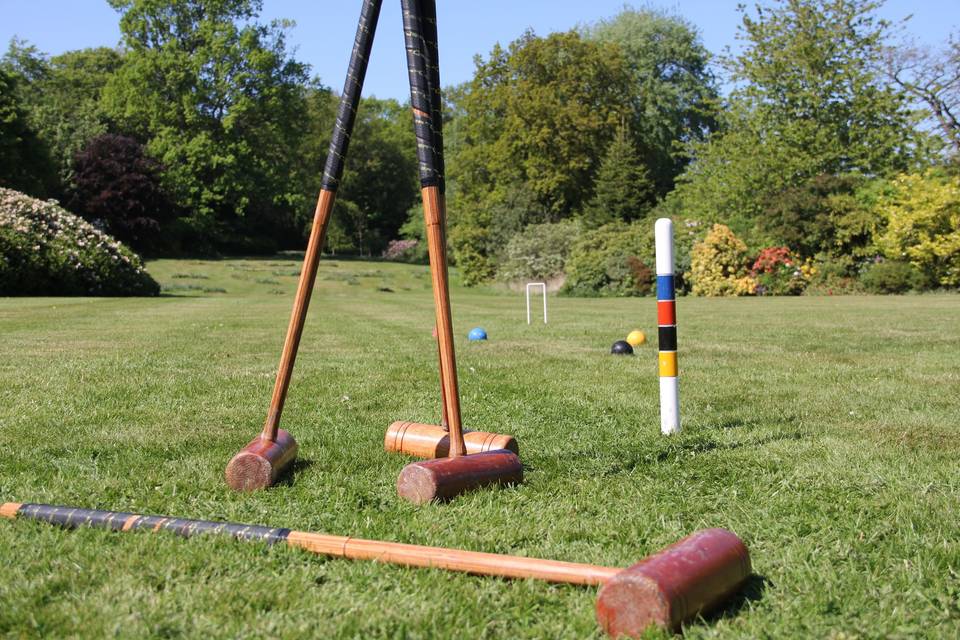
750 246 809 295
561 221 655 296
859 259 927 294
874 171 960 288
803 255 864 295
689 223 755 296
496 220 581 283
381 239 421 262
0 187 159 295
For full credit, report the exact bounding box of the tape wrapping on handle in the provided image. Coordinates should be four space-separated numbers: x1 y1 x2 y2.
401 0 444 190
321 0 384 192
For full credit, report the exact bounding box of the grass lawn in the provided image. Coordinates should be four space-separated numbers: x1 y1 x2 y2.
1 257 958 638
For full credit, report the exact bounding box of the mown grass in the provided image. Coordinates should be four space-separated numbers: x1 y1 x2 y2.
0 257 957 639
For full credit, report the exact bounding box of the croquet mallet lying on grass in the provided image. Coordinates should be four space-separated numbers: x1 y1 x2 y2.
2 501 752 637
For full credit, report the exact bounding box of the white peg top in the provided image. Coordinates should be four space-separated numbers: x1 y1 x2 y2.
654 218 674 276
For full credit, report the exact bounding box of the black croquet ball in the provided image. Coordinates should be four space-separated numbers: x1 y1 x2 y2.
610 340 634 355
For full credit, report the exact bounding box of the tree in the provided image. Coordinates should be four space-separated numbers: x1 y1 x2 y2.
0 67 56 196
670 0 923 245
336 98 418 255
3 42 123 190
448 30 634 283
885 32 960 158
102 0 311 250
584 7 719 194
582 120 655 228
759 173 866 257
68 134 174 252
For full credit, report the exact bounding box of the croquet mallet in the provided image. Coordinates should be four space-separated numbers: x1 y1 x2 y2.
2 501 753 637
392 0 522 504
225 0 384 491
385 2 517 461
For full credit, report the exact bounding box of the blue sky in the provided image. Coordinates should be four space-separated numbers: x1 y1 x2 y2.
2 1 958 99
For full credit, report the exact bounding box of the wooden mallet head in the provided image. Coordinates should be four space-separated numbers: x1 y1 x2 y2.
596 528 751 636
385 421 518 458
396 449 523 504
224 430 298 491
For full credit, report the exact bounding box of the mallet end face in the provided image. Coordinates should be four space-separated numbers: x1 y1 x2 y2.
225 429 299 491
396 449 523 504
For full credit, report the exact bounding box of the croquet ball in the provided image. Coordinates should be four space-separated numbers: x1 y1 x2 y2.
611 340 634 355
468 327 488 341
626 330 647 347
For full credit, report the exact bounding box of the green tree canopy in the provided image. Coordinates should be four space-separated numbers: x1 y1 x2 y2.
0 66 56 196
3 42 123 190
102 0 311 250
669 0 925 246
584 7 719 194
334 97 418 255
447 30 634 283
581 120 655 229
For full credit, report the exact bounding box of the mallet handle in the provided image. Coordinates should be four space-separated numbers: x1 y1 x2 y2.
401 0 465 456
261 0 383 441
1 502 617 585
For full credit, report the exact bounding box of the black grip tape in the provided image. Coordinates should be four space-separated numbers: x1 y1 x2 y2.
401 0 444 189
17 503 291 545
321 0 384 192
419 0 445 192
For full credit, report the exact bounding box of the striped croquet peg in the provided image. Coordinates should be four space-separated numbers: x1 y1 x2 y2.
655 218 680 435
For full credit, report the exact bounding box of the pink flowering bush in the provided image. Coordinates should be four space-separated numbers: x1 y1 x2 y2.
381 238 421 262
0 187 159 296
750 246 808 295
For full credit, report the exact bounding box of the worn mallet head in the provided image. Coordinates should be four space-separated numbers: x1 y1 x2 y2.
596 528 751 636
225 430 298 491
385 421 518 458
397 449 522 504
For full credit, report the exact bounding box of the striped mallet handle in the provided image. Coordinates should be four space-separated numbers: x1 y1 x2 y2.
1 502 751 635
655 218 680 434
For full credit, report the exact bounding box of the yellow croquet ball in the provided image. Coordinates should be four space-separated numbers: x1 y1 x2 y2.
626 330 647 347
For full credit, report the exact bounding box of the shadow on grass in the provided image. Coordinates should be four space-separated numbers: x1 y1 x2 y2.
694 573 769 628
273 458 315 488
539 426 806 478
652 429 805 464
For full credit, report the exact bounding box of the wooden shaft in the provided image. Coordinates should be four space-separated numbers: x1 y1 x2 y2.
262 189 336 441
436 195 449 431
287 530 618 585
422 186 465 457
1 502 617 586
434 327 449 429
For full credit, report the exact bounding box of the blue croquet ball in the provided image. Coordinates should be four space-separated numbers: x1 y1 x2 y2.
468 327 488 341
611 340 634 355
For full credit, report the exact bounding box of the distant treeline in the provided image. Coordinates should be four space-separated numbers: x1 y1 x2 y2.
1 0 957 294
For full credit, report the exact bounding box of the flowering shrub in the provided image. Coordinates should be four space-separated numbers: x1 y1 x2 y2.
689 224 755 296
381 238 421 262
0 187 159 296
750 246 810 295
